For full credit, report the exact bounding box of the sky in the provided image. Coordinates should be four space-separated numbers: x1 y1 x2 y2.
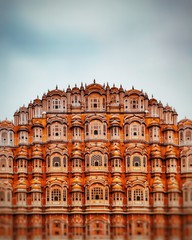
0 0 192 121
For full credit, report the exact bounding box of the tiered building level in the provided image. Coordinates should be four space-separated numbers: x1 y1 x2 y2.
0 81 192 240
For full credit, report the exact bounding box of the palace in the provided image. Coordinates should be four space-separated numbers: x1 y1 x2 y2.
0 81 192 240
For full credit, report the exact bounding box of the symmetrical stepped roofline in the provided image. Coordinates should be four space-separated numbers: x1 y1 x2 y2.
0 81 192 240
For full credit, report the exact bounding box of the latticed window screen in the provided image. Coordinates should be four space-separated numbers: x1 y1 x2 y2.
133 156 141 167
86 188 89 200
52 157 61 167
127 157 130 167
105 188 108 200
63 156 67 167
51 189 61 201
53 99 61 109
131 124 139 136
73 192 81 201
63 189 66 201
143 157 146 167
91 98 100 109
47 189 49 201
128 189 131 201
134 189 143 201
91 124 101 135
53 124 61 137
186 130 192 141
63 126 67 136
145 189 148 201
91 154 102 166
91 187 103 200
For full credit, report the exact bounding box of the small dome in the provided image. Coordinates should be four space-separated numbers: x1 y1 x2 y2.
31 177 41 185
17 146 28 159
47 88 66 97
178 118 192 128
71 143 83 159
15 178 27 190
148 98 158 105
71 84 80 93
152 177 164 190
165 146 176 158
32 121 43 128
32 145 43 159
0 120 14 130
33 98 42 106
150 145 161 158
168 177 179 191
110 144 121 159
148 120 159 127
71 177 82 185
112 177 122 185
112 184 123 192
71 184 82 192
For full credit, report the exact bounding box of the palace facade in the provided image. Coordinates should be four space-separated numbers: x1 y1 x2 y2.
0 81 192 240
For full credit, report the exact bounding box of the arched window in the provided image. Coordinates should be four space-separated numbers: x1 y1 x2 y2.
103 97 106 109
46 188 50 202
133 156 141 167
19 112 28 124
71 94 80 107
33 127 42 142
127 156 130 167
52 157 61 167
48 157 50 167
186 130 192 142
34 106 42 118
131 124 140 138
141 125 145 137
63 189 67 202
130 98 139 110
105 188 108 200
134 188 143 201
0 191 5 201
63 156 67 167
52 124 61 137
91 187 103 200
180 131 183 143
125 125 129 137
91 123 101 136
91 154 102 166
52 98 61 110
63 126 67 137
19 131 28 144
182 157 186 168
86 188 90 200
48 126 51 137
124 98 129 110
90 98 100 110
1 131 8 145
7 191 11 202
143 157 146 167
189 157 192 168
51 189 61 201
63 99 66 111
85 124 89 136
9 131 14 145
